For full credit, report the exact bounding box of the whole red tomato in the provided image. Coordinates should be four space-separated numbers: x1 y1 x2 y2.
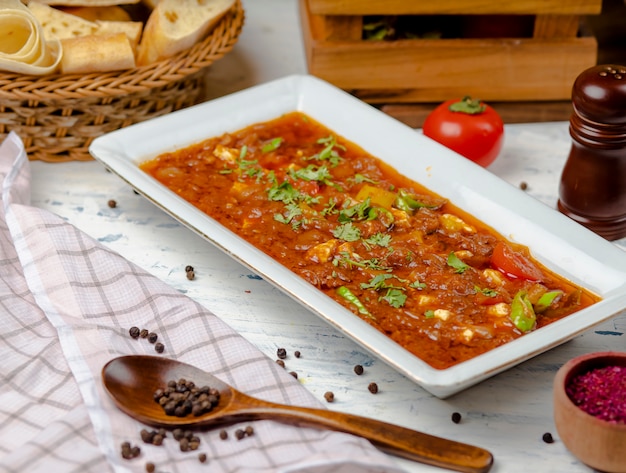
422 96 504 167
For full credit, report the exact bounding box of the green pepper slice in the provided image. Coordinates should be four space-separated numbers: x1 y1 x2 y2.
394 189 434 213
337 286 375 320
510 290 536 332
534 290 563 313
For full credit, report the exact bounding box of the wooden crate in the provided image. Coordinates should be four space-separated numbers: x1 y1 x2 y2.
300 0 601 103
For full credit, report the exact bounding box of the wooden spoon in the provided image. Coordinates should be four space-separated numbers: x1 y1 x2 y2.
102 355 493 473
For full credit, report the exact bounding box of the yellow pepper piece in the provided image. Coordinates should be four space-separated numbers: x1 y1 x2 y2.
356 184 397 210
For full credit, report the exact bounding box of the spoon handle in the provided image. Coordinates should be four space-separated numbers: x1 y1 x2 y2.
229 392 493 473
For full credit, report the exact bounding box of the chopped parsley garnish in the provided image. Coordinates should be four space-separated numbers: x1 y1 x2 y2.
274 202 302 228
447 252 470 274
268 182 301 204
333 252 390 271
220 153 260 178
241 161 261 178
380 288 407 308
410 280 427 290
290 164 333 184
266 170 277 185
352 174 378 184
364 232 391 248
360 274 396 291
332 222 361 242
322 198 338 216
360 275 410 308
474 285 498 297
339 198 377 222
310 135 345 166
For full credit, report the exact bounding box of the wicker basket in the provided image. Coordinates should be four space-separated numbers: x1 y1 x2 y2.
0 1 245 162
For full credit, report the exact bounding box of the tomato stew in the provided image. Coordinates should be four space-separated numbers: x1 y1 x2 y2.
141 112 600 369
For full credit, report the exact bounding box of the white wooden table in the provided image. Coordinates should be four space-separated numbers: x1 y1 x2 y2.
29 1 626 471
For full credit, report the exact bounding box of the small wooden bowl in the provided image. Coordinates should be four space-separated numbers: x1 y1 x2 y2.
553 352 626 473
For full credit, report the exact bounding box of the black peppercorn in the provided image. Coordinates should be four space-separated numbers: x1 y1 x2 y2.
219 429 228 440
289 371 298 379
244 425 254 436
294 350 301 358
145 462 155 473
120 441 141 460
185 265 194 273
154 379 220 418
108 199 117 208
235 429 245 440
140 429 154 443
277 348 287 359
354 364 364 375
191 404 204 417
120 443 131 459
542 432 554 444
324 391 334 402
129 326 140 339
367 382 378 394
276 359 285 368
451 412 462 424
155 342 165 353
163 401 175 416
198 453 207 463
148 332 158 344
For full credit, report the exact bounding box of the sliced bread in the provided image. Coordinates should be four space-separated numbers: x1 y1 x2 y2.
136 0 235 65
95 20 143 48
27 1 97 40
60 32 135 74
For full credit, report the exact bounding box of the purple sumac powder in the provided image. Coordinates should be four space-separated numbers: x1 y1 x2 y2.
566 365 626 424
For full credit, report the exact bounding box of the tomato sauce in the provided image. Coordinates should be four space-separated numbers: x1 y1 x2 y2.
140 112 600 369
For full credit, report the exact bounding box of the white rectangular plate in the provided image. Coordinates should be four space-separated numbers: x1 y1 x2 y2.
90 75 626 398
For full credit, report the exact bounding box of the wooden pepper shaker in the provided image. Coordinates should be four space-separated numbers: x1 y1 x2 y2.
558 64 626 241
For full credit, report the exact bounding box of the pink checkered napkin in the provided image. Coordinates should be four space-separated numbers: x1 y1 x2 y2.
0 132 405 473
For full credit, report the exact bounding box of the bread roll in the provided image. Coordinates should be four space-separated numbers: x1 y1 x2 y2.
60 32 135 74
136 0 235 65
95 20 143 48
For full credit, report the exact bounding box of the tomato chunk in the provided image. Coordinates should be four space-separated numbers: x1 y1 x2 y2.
491 241 543 282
